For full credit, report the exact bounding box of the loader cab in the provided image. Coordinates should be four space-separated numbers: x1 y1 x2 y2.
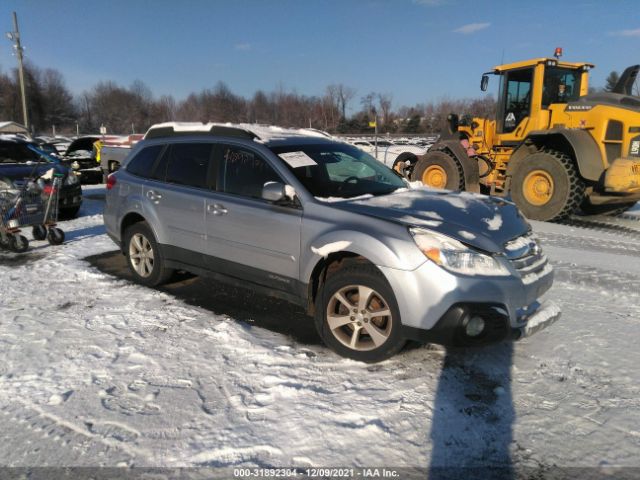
487 58 592 138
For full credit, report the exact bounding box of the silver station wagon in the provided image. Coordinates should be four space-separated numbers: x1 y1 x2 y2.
104 123 560 362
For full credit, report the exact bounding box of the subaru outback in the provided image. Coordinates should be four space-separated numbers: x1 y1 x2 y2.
104 123 560 362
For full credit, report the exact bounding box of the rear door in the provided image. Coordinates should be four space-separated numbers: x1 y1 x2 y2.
141 142 214 265
203 143 302 293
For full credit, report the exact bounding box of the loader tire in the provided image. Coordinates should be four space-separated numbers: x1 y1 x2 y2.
580 201 637 216
411 150 464 190
510 149 585 221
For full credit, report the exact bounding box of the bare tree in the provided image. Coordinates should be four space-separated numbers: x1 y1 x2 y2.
378 93 393 127
327 83 356 119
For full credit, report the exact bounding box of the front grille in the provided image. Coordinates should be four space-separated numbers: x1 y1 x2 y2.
504 233 549 281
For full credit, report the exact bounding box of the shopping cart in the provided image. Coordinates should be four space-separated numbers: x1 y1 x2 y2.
0 169 65 253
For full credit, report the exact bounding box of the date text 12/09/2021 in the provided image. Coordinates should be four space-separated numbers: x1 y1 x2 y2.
233 468 400 478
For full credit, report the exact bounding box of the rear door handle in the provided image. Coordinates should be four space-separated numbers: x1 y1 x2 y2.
146 190 162 203
207 203 228 215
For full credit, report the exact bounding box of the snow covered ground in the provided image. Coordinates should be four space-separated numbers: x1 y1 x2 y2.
1 185 639 477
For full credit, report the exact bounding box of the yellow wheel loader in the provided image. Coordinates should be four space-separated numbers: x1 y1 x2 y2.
411 50 640 221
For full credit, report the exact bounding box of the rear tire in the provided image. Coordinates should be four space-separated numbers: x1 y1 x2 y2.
314 264 405 362
411 150 464 190
510 149 585 221
124 222 174 287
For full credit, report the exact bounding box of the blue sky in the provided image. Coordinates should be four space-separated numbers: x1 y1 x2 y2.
0 0 638 113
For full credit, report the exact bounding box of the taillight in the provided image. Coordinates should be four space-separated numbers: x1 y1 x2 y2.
106 173 117 190
43 185 55 195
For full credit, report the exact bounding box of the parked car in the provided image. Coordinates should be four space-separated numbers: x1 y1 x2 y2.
104 122 559 362
0 136 82 218
349 139 428 178
62 135 102 183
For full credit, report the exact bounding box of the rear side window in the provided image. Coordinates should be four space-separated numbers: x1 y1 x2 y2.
0 142 39 163
219 145 282 199
127 145 164 178
165 143 213 189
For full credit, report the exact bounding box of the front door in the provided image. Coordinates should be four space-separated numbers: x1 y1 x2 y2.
203 143 302 293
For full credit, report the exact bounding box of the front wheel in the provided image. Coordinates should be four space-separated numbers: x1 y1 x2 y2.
411 151 464 190
124 222 174 287
510 150 585 221
315 264 405 362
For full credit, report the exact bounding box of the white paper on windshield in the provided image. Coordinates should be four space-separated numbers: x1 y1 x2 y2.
278 151 317 168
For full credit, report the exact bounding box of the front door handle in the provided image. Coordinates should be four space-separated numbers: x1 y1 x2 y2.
207 203 228 215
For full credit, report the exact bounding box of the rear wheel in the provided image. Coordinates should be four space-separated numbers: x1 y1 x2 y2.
411 150 464 190
124 222 174 286
392 153 416 179
510 149 585 221
315 264 405 362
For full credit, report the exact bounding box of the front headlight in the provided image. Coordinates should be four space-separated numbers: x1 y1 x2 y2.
410 227 511 276
65 172 80 186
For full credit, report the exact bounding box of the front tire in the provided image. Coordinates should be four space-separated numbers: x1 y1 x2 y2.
124 222 174 287
315 264 405 362
510 149 585 221
411 150 464 190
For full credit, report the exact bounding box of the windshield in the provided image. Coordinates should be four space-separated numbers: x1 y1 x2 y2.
270 143 406 198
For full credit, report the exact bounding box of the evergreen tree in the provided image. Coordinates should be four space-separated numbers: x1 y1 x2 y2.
604 71 619 92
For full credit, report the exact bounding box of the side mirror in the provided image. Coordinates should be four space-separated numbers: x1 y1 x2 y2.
262 181 291 203
481 75 489 92
447 113 459 135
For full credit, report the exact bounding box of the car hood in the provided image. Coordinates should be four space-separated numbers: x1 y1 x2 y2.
334 188 529 253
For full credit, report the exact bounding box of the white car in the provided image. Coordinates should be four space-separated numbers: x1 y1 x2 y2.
349 139 429 178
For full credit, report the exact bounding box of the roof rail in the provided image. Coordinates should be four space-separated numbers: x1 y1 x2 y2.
144 122 259 140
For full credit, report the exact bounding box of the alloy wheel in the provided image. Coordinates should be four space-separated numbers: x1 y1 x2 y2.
326 284 393 351
129 233 155 278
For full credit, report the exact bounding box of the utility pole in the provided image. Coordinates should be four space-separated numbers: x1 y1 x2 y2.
7 12 29 130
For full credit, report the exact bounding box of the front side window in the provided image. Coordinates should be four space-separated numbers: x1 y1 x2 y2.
543 67 581 107
126 145 164 178
219 145 282 199
270 143 405 198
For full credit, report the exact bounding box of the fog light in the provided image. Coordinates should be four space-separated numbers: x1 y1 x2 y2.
465 316 485 337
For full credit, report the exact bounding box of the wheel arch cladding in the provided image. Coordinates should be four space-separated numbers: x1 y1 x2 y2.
509 129 604 182
120 212 149 250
